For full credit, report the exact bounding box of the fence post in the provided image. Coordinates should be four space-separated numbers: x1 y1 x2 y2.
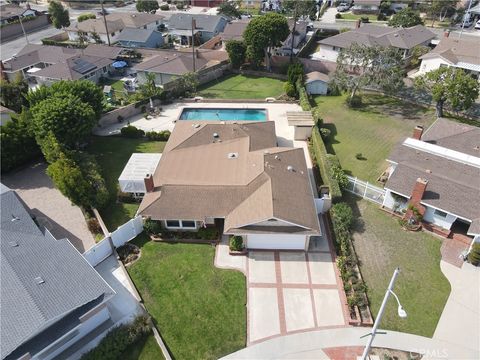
364 181 369 199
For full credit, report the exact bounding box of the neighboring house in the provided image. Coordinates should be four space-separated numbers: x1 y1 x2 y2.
0 3 37 25
417 37 480 81
116 28 165 49
276 20 308 56
191 0 223 6
0 184 115 360
219 19 251 43
1 44 124 86
167 13 228 44
351 0 382 14
305 71 330 95
133 48 228 86
67 12 165 44
382 119 480 245
137 121 321 250
314 24 435 63
0 105 14 126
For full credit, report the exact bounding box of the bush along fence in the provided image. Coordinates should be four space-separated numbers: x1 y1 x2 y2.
330 203 373 326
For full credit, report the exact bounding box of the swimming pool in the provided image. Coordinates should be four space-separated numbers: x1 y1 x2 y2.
179 108 267 121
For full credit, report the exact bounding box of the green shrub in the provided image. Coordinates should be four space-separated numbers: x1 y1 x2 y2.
468 243 480 266
287 63 304 84
346 94 362 108
331 202 354 231
143 218 162 235
229 235 244 251
117 190 137 203
197 227 219 240
121 125 145 138
160 4 170 10
329 155 349 190
312 107 323 125
335 13 342 19
77 13 96 22
377 13 387 21
81 315 151 360
361 16 370 23
284 81 297 97
297 79 312 111
347 293 365 308
146 130 171 141
320 127 331 139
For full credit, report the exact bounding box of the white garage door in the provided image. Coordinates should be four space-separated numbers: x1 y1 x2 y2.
247 234 306 250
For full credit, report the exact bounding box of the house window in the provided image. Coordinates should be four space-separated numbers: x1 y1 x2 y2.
156 20 159 25
102 66 107 72
181 220 196 228
166 220 180 228
332 46 338 51
165 220 196 229
434 209 448 218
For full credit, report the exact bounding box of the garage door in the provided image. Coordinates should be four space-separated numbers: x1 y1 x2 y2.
247 234 306 250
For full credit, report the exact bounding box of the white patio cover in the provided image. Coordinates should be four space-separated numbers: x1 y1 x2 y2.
118 153 162 193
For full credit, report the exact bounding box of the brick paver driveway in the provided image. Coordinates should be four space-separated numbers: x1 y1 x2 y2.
247 224 349 344
2 162 96 252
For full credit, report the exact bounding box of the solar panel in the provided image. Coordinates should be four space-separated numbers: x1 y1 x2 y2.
72 58 96 74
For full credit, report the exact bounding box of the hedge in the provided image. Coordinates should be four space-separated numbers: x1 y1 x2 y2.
296 79 312 111
311 126 343 202
41 38 87 48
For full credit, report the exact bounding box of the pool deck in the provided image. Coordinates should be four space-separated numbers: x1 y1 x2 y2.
94 101 317 195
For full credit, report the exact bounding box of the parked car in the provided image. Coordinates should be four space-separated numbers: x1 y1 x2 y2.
97 9 109 16
475 20 480 29
461 14 474 28
337 3 350 12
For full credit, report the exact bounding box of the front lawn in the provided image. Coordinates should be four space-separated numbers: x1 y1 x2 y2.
88 137 166 231
313 94 435 183
128 235 246 360
337 13 386 22
346 194 450 337
122 333 165 360
198 74 285 99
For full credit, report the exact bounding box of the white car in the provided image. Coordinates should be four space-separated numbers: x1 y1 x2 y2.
337 3 350 12
475 20 480 30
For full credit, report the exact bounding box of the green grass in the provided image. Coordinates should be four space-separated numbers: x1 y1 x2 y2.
88 137 166 231
128 235 246 360
122 333 165 360
346 194 451 337
338 13 386 22
198 74 285 99
313 94 435 183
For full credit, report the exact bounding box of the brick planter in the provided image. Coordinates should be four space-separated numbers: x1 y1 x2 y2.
229 248 247 256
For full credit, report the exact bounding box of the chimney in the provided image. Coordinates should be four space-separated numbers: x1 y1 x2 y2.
444 30 450 38
144 174 154 193
405 178 428 220
412 125 423 140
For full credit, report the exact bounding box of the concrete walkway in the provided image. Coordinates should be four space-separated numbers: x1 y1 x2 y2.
221 326 478 359
433 260 480 356
320 7 338 23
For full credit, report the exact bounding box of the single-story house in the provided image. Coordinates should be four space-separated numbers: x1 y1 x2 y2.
0 3 37 25
351 0 382 14
137 121 321 250
382 119 480 245
116 28 165 49
67 12 165 44
190 0 223 6
314 24 435 63
417 36 480 81
0 184 115 360
166 13 228 44
219 19 251 43
1 44 124 86
0 105 14 126
276 20 308 56
119 153 162 195
305 71 330 95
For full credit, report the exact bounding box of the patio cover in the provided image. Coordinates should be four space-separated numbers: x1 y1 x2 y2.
119 153 162 193
26 67 42 73
169 29 199 37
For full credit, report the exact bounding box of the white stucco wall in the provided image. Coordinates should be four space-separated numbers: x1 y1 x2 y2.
418 57 450 75
314 44 339 62
422 205 457 230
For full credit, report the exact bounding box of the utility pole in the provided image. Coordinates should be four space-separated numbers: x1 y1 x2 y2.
192 18 196 72
290 3 297 63
18 15 29 44
100 0 111 46
459 0 474 39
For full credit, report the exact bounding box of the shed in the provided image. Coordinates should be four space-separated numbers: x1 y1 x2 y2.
118 153 162 194
305 71 330 95
287 111 315 140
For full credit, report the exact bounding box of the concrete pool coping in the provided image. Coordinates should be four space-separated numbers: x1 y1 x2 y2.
178 107 269 122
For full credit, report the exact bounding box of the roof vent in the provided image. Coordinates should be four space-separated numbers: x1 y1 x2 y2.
287 165 294 172
35 277 45 285
193 123 200 129
8 241 18 247
213 132 219 138
274 155 280 160
11 214 20 222
426 169 432 173
227 152 238 159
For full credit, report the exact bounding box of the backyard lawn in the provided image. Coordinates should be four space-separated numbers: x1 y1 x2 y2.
346 194 451 337
128 235 246 360
122 333 165 360
88 137 166 231
313 94 435 183
198 74 285 99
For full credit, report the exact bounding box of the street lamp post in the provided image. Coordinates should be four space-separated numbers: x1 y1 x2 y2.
361 267 407 360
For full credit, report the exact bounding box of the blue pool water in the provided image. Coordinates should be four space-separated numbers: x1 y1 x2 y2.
180 108 267 121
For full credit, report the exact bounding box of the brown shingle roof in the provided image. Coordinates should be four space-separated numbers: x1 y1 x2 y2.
138 121 320 234
420 37 480 66
220 20 250 42
305 71 330 84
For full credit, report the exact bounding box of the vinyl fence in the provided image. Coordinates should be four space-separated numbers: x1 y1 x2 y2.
345 176 386 205
83 216 144 267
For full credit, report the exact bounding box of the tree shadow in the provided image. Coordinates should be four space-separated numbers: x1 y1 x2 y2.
356 93 431 120
343 193 367 235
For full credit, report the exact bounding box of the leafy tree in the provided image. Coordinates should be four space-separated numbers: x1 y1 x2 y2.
287 62 304 84
31 93 96 148
0 73 29 112
243 13 289 70
27 80 104 119
332 44 405 102
48 1 70 29
136 0 159 13
415 67 479 117
217 1 241 19
77 13 96 22
91 31 103 44
0 109 41 172
39 131 65 164
176 72 199 97
283 0 317 21
139 73 161 99
409 45 430 67
225 40 246 68
388 8 424 27
421 0 458 27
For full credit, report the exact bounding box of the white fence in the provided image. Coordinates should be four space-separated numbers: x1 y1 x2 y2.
345 176 386 205
83 216 144 267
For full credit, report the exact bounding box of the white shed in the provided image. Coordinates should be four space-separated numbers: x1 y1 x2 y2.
305 71 330 95
118 153 162 194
